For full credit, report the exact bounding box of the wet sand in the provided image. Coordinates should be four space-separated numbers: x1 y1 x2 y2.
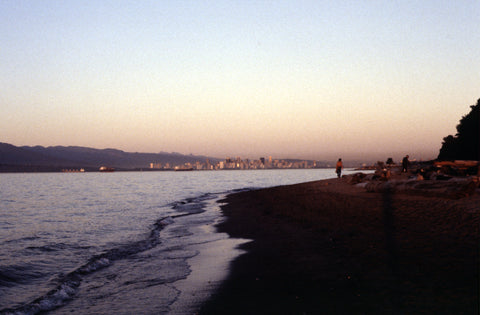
168 198 250 314
199 176 480 314
169 237 249 314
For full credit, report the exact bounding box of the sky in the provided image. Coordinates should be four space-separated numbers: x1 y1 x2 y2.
1 1 479 162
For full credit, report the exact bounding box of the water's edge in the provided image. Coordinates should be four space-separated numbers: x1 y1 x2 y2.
168 194 251 313
1 170 361 314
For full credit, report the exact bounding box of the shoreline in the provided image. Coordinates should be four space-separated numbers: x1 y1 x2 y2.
169 237 249 314
167 195 251 314
200 175 480 314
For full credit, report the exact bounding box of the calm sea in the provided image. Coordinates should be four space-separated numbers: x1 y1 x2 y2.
0 169 358 314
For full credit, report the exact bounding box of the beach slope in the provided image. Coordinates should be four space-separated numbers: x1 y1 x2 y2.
200 176 479 314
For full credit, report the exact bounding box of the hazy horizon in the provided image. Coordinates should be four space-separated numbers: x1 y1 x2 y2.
1 141 441 164
2 1 479 163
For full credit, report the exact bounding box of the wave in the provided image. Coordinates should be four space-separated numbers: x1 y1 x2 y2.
0 265 47 288
24 243 91 253
0 216 175 315
169 193 217 214
3 236 40 244
1 190 249 315
168 189 251 214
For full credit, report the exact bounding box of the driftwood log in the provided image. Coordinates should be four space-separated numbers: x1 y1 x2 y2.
364 178 479 199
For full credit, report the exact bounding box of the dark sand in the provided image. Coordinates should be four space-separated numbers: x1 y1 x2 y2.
199 176 479 314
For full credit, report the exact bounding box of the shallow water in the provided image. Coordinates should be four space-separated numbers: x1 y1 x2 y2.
0 169 356 314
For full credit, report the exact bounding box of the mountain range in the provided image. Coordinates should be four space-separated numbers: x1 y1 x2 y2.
0 143 220 172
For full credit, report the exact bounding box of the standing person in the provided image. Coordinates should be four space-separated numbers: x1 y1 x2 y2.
402 155 409 173
336 158 343 178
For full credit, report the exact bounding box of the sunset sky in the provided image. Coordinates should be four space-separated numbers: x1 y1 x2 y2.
1 1 479 162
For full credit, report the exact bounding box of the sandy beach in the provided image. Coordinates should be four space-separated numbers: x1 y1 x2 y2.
200 174 480 314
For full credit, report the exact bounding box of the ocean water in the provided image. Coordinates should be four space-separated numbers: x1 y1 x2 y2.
0 169 357 314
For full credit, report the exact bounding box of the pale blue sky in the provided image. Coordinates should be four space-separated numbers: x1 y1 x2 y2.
1 1 479 161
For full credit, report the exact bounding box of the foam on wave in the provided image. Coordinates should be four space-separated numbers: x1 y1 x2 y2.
1 190 247 315
0 216 175 315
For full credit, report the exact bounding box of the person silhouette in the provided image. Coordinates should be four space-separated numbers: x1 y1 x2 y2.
336 158 343 178
402 155 409 173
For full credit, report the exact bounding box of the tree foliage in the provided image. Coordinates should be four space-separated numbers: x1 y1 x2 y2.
438 99 480 161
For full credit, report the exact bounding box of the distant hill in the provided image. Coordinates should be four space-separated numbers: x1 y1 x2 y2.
0 143 221 172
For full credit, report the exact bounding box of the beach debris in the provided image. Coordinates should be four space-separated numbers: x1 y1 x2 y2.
345 160 480 199
364 177 479 199
434 160 480 177
347 173 367 185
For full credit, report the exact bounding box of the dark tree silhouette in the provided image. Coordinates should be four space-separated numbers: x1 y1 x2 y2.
438 99 480 161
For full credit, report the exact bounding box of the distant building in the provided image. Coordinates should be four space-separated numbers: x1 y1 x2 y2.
150 162 162 169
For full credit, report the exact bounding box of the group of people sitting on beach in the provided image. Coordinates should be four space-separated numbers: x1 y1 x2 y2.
335 154 411 178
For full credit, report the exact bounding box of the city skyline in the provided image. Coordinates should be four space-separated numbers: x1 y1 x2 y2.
1 1 479 162
2 142 368 172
